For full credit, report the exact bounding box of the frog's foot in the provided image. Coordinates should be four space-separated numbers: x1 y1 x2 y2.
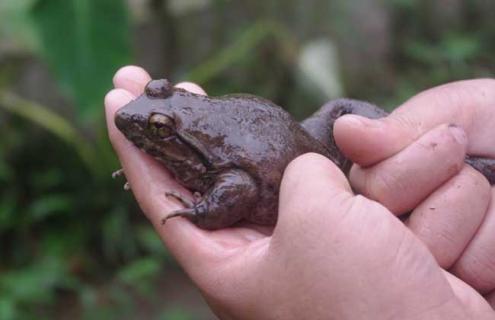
163 191 206 225
112 168 125 179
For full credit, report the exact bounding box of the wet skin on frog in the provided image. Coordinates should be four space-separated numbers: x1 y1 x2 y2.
114 79 495 230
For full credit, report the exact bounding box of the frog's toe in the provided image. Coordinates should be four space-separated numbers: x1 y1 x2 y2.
112 168 125 179
161 208 197 225
165 191 195 208
123 182 131 191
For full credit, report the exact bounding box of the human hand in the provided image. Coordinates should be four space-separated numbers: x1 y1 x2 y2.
334 79 495 306
106 67 493 319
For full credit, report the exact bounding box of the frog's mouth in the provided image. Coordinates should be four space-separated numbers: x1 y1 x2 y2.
114 112 162 157
115 111 209 168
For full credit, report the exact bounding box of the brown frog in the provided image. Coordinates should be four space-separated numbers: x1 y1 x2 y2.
115 79 495 229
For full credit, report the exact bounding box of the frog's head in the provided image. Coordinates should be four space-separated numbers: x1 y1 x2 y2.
114 79 209 180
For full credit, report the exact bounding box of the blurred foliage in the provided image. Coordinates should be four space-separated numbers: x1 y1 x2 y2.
0 0 493 319
32 0 131 119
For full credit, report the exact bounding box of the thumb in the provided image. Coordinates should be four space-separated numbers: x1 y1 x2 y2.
271 155 471 319
333 113 417 167
274 153 354 236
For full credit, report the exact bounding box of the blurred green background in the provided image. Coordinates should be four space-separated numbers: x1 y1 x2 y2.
0 0 493 319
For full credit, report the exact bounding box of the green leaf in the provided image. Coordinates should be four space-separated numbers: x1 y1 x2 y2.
31 168 64 190
0 192 18 230
442 33 480 63
101 207 139 261
0 148 12 182
117 257 161 293
186 21 294 84
404 40 442 65
0 90 96 170
0 258 68 305
0 298 16 320
0 0 38 53
158 308 194 320
31 0 132 120
136 225 169 257
28 194 72 221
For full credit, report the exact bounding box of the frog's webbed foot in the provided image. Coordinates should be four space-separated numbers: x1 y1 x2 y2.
112 168 131 191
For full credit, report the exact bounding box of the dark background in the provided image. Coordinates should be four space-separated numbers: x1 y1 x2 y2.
0 0 494 319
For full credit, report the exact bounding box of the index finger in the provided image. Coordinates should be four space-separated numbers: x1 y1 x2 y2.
334 79 495 166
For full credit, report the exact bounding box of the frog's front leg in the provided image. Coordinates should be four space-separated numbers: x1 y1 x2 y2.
112 168 131 190
163 169 258 230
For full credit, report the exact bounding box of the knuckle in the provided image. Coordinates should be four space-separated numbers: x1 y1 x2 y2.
368 169 405 208
387 113 423 137
455 252 495 292
461 165 492 200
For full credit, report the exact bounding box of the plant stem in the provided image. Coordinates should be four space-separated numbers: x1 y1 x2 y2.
0 89 96 172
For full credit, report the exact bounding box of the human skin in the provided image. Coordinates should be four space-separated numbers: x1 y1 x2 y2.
334 79 495 300
105 66 495 319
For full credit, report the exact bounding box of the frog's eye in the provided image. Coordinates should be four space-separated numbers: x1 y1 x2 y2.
149 114 174 137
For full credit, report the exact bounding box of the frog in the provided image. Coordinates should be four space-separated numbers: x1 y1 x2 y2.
114 79 495 230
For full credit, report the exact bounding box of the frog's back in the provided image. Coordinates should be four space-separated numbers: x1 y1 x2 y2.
202 94 333 224
208 94 331 170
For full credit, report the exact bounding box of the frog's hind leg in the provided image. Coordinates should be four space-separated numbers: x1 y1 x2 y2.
301 99 388 174
162 169 258 230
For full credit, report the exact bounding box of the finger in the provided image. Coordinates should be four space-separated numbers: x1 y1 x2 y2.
105 88 136 142
175 81 207 95
275 153 353 235
443 271 495 317
407 166 491 268
349 124 467 214
451 187 495 294
274 153 355 243
487 291 495 310
335 79 495 166
113 65 152 96
273 154 471 319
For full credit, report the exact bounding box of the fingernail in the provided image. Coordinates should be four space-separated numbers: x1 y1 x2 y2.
341 115 382 128
448 124 467 145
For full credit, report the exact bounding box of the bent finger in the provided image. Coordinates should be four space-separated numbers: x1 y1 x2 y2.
451 188 495 294
335 79 495 166
175 81 207 95
486 291 495 310
274 153 353 240
350 124 467 214
443 271 495 317
407 166 491 268
113 65 152 96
